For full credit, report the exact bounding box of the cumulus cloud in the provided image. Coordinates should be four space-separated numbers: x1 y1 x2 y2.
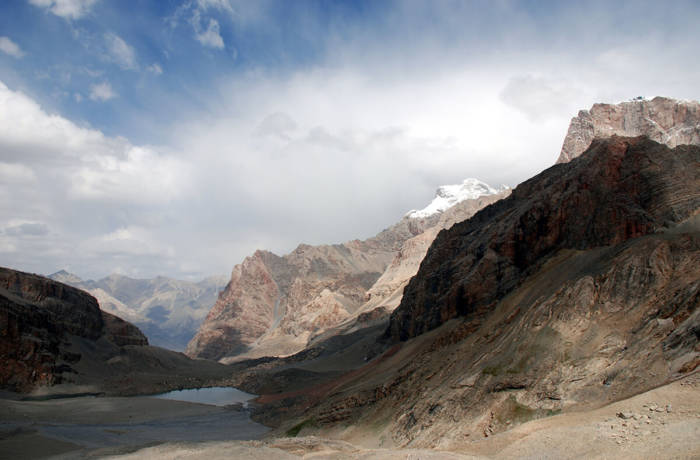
500 75 588 122
6 2 700 281
170 0 230 49
69 145 186 203
193 17 224 49
89 81 116 101
104 33 137 70
0 37 24 58
0 80 188 278
28 0 98 19
83 226 174 257
147 63 163 75
0 162 36 183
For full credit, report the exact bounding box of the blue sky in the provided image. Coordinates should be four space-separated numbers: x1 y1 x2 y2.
1 0 699 280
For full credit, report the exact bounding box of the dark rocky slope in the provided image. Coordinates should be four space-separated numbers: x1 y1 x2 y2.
389 136 700 341
0 267 230 395
252 137 699 448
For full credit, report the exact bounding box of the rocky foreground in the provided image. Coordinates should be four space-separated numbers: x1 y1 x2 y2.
71 373 700 459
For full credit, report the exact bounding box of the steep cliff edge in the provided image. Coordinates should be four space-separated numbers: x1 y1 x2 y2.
186 226 423 361
262 137 699 448
0 267 230 395
0 267 146 391
390 136 700 342
557 97 700 163
187 183 508 362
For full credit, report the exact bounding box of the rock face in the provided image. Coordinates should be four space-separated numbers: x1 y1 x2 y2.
390 136 700 342
187 184 509 362
49 271 227 351
0 267 147 392
285 137 700 448
187 233 412 361
557 97 700 163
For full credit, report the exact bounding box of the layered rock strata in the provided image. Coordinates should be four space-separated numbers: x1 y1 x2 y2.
187 189 508 362
0 267 147 391
280 137 700 448
557 97 700 163
390 136 700 341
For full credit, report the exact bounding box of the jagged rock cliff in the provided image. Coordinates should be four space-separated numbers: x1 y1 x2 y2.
390 136 700 341
1 267 235 395
557 97 700 163
186 225 425 361
0 267 147 391
283 137 700 448
187 184 509 362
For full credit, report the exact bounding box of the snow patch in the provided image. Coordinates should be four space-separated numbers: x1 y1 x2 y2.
407 178 509 218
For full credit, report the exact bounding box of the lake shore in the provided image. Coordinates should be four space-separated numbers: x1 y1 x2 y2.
0 394 268 459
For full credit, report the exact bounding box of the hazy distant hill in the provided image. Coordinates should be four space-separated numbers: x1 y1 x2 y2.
49 271 227 351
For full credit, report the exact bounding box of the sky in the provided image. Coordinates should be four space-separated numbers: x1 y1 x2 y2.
1 0 699 281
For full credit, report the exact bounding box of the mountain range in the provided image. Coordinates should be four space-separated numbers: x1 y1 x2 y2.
186 179 510 362
1 96 698 458
48 271 227 351
194 97 699 450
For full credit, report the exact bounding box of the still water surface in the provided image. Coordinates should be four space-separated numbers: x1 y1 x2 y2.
30 387 268 452
151 386 255 406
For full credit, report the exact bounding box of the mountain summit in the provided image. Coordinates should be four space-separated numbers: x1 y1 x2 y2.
557 96 700 163
407 179 508 218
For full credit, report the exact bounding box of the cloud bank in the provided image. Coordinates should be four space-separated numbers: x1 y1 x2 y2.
2 1 700 280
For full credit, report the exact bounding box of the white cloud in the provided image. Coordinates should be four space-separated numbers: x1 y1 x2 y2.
170 0 229 49
147 63 163 75
28 0 98 19
0 80 189 278
104 33 137 70
4 222 49 236
0 37 24 58
196 0 233 13
89 81 116 101
0 162 36 183
69 145 186 203
83 226 174 257
0 80 105 149
6 2 700 281
194 18 225 49
500 75 588 122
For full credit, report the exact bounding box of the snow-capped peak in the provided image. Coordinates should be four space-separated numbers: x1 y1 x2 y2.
407 178 509 219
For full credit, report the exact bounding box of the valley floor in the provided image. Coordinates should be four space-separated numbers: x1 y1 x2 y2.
24 372 696 459
0 394 268 459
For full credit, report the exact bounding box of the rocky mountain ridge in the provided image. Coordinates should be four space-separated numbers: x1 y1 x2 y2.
1 267 233 395
187 182 509 362
0 267 147 391
557 96 700 163
389 135 700 341
256 137 699 449
48 270 227 351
